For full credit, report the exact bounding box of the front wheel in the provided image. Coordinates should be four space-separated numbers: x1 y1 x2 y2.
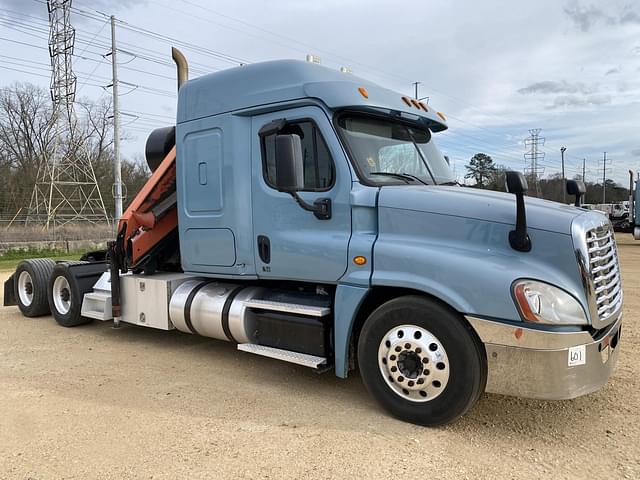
358 295 486 426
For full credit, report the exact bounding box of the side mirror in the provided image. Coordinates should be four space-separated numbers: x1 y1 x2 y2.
505 171 531 252
505 171 528 194
275 134 304 192
566 179 586 207
273 133 332 220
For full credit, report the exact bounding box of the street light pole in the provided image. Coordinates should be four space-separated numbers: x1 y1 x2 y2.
560 146 566 203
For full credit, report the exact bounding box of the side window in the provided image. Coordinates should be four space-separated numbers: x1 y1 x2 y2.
261 120 335 191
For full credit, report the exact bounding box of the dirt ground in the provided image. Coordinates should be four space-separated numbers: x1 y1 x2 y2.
0 235 639 479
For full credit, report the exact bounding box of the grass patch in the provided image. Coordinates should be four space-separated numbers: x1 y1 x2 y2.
0 250 85 272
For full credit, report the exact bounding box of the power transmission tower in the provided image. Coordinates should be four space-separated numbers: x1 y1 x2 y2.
599 152 611 203
524 128 545 197
27 0 108 228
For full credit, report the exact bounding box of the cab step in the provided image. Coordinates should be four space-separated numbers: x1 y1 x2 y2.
237 343 328 368
81 291 112 320
243 299 330 317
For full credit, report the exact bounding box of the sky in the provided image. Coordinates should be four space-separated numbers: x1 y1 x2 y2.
1 0 639 185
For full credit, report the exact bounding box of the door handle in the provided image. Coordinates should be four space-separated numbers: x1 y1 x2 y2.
257 235 271 264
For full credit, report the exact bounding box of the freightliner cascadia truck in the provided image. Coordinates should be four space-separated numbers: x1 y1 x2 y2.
3 49 623 426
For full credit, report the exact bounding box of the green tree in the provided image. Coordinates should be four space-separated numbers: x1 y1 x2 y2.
465 153 496 188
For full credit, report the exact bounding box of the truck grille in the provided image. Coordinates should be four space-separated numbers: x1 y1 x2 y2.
586 224 622 321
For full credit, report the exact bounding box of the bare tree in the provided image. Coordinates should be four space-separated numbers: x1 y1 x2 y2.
0 83 149 218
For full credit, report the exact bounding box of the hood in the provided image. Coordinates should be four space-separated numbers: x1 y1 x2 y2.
378 186 587 235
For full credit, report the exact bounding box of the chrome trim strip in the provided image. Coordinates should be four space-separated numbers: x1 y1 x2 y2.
466 315 596 350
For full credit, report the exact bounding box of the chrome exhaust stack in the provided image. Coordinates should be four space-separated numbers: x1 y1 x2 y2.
172 47 189 91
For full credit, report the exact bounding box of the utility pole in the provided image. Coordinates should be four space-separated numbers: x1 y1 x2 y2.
603 152 607 203
560 146 566 203
110 15 123 222
412 81 430 103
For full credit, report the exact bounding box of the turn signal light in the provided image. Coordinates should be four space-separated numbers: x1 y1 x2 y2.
358 87 369 98
353 256 367 265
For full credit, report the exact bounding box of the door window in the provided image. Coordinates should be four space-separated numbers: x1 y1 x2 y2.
261 120 335 192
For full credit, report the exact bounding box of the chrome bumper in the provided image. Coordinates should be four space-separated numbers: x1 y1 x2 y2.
467 314 622 400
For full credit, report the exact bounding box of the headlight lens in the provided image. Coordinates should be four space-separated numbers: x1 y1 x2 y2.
513 280 587 325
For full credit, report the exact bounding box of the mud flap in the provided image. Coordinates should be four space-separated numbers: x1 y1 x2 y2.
3 273 16 306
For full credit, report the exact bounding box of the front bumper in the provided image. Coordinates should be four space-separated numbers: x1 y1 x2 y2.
467 314 622 400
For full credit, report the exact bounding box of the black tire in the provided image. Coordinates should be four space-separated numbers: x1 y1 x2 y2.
47 262 94 327
14 258 56 317
357 295 487 426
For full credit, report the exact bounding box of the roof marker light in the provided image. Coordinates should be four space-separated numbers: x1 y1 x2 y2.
358 87 369 98
401 96 412 106
436 111 447 121
418 102 429 112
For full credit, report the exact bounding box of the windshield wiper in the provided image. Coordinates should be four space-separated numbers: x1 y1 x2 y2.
440 180 462 186
369 172 428 185
398 172 429 185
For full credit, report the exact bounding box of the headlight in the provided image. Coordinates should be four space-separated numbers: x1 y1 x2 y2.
512 280 588 325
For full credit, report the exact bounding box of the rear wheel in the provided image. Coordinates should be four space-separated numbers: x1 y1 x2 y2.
47 262 94 327
358 295 486 426
14 258 56 317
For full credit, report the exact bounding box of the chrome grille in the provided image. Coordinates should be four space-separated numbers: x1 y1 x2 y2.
585 224 622 321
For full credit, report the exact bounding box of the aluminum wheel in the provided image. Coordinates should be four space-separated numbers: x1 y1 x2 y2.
17 270 34 307
52 275 72 315
378 324 450 402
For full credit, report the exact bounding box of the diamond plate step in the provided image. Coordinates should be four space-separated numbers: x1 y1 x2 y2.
237 343 328 368
243 299 330 317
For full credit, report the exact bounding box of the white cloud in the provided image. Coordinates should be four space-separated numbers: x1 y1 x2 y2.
0 0 638 185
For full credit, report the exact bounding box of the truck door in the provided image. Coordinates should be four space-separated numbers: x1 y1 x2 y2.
251 106 352 282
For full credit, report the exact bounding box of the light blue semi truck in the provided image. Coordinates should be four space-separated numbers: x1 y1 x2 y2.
4 51 623 425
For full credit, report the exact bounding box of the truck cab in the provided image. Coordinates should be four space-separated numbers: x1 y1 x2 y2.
5 57 624 426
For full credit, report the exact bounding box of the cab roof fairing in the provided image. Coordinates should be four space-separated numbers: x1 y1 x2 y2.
176 59 447 132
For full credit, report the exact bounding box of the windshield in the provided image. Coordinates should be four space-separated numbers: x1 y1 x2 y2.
336 115 455 185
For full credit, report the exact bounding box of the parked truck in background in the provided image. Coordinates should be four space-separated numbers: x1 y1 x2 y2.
3 49 623 426
582 202 630 231
630 171 640 240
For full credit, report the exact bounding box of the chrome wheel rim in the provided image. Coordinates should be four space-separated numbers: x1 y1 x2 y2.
17 271 34 307
378 324 450 402
52 276 71 315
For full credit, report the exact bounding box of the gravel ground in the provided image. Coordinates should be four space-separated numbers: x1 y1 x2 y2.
0 234 639 479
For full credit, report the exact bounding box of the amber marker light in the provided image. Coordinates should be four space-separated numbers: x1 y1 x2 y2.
513 283 539 322
418 102 429 112
353 256 367 265
436 111 447 121
358 87 369 98
401 96 412 106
